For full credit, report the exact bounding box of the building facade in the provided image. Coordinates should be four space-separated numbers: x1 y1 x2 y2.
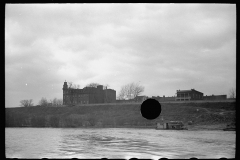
62 81 116 105
175 89 203 101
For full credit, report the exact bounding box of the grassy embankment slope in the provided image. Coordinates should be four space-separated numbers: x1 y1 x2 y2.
5 102 235 130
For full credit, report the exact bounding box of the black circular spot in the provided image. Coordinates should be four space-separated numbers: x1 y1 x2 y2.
140 98 161 120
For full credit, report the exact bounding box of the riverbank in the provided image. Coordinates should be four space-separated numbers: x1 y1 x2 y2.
187 124 229 131
6 101 235 129
5 124 234 131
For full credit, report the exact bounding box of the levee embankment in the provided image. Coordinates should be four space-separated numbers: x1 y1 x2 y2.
5 101 235 130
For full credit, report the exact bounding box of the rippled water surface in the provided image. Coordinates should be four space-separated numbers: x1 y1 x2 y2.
6 128 235 159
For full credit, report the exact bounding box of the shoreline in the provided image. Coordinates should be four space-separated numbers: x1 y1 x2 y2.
186 123 234 131
6 124 234 131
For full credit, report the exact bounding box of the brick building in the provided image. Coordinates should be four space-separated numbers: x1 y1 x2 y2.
62 81 116 105
175 89 203 101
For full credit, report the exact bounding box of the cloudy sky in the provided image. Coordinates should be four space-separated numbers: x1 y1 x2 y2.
5 4 236 107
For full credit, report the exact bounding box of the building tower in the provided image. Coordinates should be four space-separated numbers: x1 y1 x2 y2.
62 81 68 105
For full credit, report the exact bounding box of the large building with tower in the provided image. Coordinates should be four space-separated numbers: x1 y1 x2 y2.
62 81 116 105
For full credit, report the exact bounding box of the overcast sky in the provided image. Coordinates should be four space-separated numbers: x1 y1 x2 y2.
5 4 236 107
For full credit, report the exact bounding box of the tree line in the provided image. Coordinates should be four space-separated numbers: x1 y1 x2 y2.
20 98 63 107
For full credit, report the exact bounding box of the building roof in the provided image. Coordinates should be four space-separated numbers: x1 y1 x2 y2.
176 89 203 94
104 88 116 91
177 90 192 92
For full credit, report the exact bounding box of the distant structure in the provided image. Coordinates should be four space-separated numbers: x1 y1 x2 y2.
150 89 228 102
62 81 116 105
203 94 227 100
175 89 203 101
134 95 148 102
152 95 175 101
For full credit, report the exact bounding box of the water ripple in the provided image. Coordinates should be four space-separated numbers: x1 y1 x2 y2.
6 128 235 158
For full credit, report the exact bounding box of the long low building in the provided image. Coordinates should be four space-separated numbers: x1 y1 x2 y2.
151 89 227 102
152 96 175 101
203 95 227 100
62 81 116 105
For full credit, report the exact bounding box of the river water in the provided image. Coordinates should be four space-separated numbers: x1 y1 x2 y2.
5 128 235 159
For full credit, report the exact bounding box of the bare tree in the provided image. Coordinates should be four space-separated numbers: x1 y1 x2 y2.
49 98 63 106
86 83 100 88
51 98 58 105
57 99 63 105
118 82 144 100
117 87 127 100
73 84 77 89
68 82 80 89
68 82 73 89
229 88 236 98
28 99 33 106
117 84 128 100
39 97 48 106
103 84 109 90
20 99 34 107
132 83 144 98
20 100 29 107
